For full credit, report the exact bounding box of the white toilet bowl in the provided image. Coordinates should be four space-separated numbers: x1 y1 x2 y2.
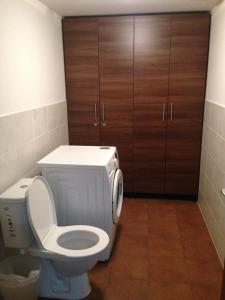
27 176 109 299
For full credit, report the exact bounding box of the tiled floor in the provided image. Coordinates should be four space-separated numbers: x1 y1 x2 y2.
40 198 223 300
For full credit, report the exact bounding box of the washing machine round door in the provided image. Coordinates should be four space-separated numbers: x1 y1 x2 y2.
112 169 123 224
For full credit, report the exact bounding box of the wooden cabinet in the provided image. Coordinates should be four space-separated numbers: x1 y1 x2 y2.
63 13 210 196
134 15 171 193
165 14 210 195
99 17 134 192
63 18 100 145
170 13 210 65
63 17 134 192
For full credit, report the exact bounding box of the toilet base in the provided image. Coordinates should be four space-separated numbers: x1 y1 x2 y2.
38 259 91 299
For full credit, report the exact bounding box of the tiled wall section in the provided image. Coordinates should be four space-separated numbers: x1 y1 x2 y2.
0 101 69 194
198 100 225 264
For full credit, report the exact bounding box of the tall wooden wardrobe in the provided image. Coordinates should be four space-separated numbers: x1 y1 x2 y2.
63 13 210 197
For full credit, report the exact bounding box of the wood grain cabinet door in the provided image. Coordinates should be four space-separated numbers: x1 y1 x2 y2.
133 15 171 193
63 18 100 145
170 13 210 64
166 13 210 195
134 103 167 193
165 102 204 195
99 16 134 192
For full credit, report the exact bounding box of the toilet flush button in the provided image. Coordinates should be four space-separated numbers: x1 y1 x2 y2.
20 185 28 189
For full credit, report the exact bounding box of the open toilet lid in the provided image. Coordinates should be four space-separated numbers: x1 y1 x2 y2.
27 176 57 248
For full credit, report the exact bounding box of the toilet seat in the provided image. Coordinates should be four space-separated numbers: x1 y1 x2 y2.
43 224 109 262
27 176 109 261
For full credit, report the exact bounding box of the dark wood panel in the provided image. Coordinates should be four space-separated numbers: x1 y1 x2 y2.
63 18 99 57
63 18 100 145
63 14 209 197
133 15 170 194
167 9 208 196
99 16 133 128
135 15 171 65
99 16 134 192
67 103 100 126
134 104 167 193
165 124 202 195
134 103 168 128
65 60 99 88
134 15 171 104
134 65 169 103
134 126 166 193
69 126 100 146
169 63 207 101
167 101 204 127
171 13 210 64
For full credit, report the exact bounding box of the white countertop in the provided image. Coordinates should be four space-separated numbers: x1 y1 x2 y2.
37 145 116 167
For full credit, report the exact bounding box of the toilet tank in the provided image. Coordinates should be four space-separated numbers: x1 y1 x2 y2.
0 178 34 248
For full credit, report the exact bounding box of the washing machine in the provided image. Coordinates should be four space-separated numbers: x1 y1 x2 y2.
37 145 123 260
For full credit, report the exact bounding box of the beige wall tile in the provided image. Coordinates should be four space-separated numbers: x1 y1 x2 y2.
199 100 225 265
34 133 52 162
0 150 20 194
198 194 225 264
15 111 34 145
0 101 68 194
32 107 47 138
16 140 37 177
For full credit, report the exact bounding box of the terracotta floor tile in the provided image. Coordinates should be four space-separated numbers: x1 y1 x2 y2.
105 278 149 300
39 198 223 300
149 282 193 300
120 219 149 237
186 259 222 288
85 283 106 300
113 234 148 257
148 199 177 208
149 257 188 284
174 200 198 211
182 239 219 262
178 221 211 241
190 284 221 300
148 205 177 224
149 221 181 239
103 279 130 300
89 261 110 286
175 205 205 226
122 199 149 218
109 255 149 281
148 237 184 258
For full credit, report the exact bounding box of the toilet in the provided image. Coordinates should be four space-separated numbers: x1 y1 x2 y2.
0 176 109 299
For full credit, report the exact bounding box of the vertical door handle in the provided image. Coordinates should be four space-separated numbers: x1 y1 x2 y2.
94 103 98 126
162 104 166 121
102 103 106 126
170 103 173 121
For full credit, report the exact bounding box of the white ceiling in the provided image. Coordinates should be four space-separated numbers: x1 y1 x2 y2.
38 0 221 16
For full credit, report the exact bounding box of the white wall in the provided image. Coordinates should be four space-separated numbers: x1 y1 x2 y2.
0 0 68 258
206 0 225 107
0 0 66 116
0 0 68 194
198 0 225 265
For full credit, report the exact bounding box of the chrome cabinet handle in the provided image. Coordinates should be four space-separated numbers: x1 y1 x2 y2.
102 103 106 126
162 104 166 121
170 103 173 121
94 103 98 126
